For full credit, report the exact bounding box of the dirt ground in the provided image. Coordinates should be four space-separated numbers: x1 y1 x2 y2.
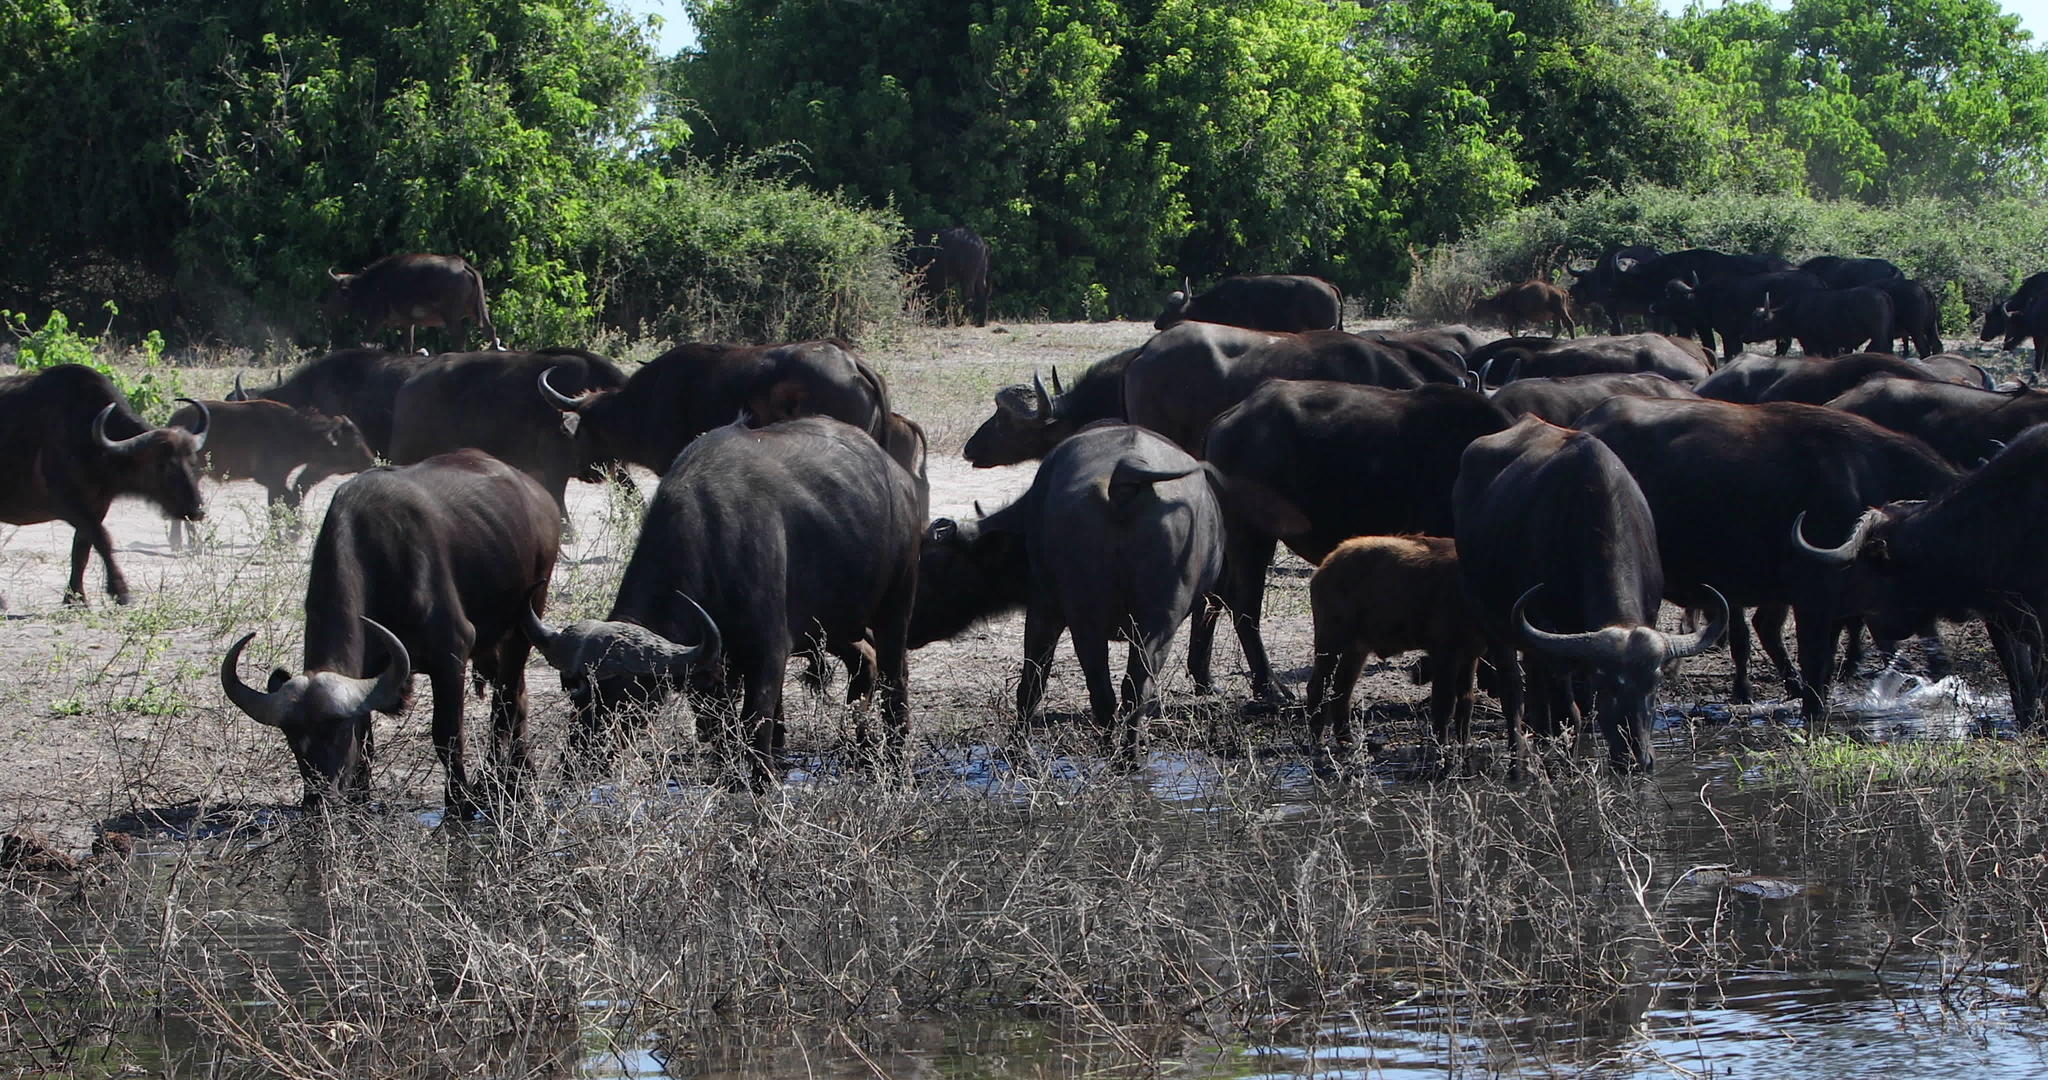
0 320 2003 852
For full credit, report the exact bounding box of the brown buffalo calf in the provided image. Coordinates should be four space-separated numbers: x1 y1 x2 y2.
1472 280 1576 338
1304 535 1489 750
166 398 374 549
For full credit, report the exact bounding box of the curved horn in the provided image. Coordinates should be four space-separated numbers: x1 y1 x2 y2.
174 397 209 451
229 371 247 402
521 585 566 666
665 592 722 676
327 266 345 282
1031 370 1052 421
1512 584 1614 663
221 632 287 728
355 618 412 712
1662 586 1729 660
537 366 589 412
1791 509 1882 566
1477 358 1494 388
1048 366 1064 397
92 403 146 455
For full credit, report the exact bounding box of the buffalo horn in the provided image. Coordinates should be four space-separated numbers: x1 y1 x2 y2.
355 618 413 712
1477 358 1494 388
174 397 209 451
327 266 345 282
92 403 146 455
1031 371 1052 422
1511 584 1615 663
1049 366 1064 397
521 586 567 666
668 592 722 674
537 366 589 411
221 632 286 728
1791 508 1883 566
1662 585 1729 659
229 372 247 402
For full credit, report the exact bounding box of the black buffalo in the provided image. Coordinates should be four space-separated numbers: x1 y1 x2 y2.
1489 372 1699 426
1980 271 2048 350
231 349 430 458
1797 255 1902 289
1794 424 2048 730
910 423 1227 753
1197 381 1512 701
1568 245 1662 334
537 340 892 479
165 398 375 550
962 350 1138 468
522 418 922 783
909 227 992 327
1455 416 1725 769
1872 278 1943 358
1154 274 1343 333
220 450 561 812
1655 270 1824 360
390 349 627 515
1695 352 1942 406
323 253 496 352
1613 249 1793 349
1752 286 1895 357
1124 322 1460 453
0 365 209 605
1826 379 2048 469
1468 333 1714 386
1578 396 1956 714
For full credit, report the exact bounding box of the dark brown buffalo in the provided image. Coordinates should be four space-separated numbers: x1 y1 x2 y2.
1696 352 1942 406
1578 396 1957 715
1826 379 2048 469
1798 255 1902 289
1489 372 1699 426
1980 271 2048 352
390 348 627 515
1752 286 1894 356
1470 280 1576 337
1794 424 2048 730
1612 249 1793 349
231 348 430 458
1907 353 1995 389
1872 278 1943 358
962 350 1137 468
1568 245 1662 334
1365 324 1485 365
910 424 1227 755
523 418 922 785
1654 270 1823 360
909 226 992 327
1197 381 1512 702
323 253 496 351
164 398 375 550
536 340 891 480
220 450 561 812
1154 274 1343 333
1124 322 1460 453
1469 333 1714 387
1455 416 1724 769
0 365 208 605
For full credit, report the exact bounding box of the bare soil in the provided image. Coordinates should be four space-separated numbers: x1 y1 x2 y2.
0 321 2004 853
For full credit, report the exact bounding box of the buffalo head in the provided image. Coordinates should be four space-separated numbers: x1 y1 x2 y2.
1512 583 1728 771
222 617 411 805
95 399 209 524
962 370 1062 468
523 590 721 724
907 513 1030 648
1153 276 1194 330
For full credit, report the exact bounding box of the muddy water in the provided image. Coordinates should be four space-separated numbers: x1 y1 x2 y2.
9 671 2045 1078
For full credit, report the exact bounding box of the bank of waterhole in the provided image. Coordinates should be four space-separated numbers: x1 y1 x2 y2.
0 323 2042 1077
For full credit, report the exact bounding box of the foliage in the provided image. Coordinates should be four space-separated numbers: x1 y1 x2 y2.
3 305 184 422
1403 185 2048 331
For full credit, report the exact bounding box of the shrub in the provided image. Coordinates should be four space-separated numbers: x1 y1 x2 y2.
4 305 184 422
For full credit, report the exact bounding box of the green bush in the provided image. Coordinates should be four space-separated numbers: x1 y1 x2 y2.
1403 186 2048 332
4 305 184 422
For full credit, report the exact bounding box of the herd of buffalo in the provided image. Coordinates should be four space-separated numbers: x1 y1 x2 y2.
2 244 2046 809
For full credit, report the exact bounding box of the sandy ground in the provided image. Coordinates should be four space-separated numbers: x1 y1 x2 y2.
0 320 2004 852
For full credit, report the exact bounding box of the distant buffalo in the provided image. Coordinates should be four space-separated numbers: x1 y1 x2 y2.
323 253 497 352
1155 274 1343 333
909 227 992 327
1470 281 1575 338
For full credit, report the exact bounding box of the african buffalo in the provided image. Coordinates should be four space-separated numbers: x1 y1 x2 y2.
1578 396 1956 714
1154 274 1343 333
1197 381 1512 702
1304 536 1489 751
1696 353 1942 406
910 423 1227 754
1467 333 1713 387
1655 270 1824 360
1123 322 1460 453
1613 249 1793 349
1826 379 2048 469
1794 424 2048 730
1752 286 1894 357
1364 324 1485 367
1489 372 1699 426
220 450 560 812
963 350 1138 468
390 348 627 515
1872 278 1943 358
1907 353 1996 389
165 398 375 550
536 340 891 479
323 253 496 352
231 349 430 458
0 365 209 605
523 418 921 784
1981 271 2048 349
1797 255 1902 289
909 227 992 327
1470 281 1576 337
1456 416 1725 769
1569 245 1662 333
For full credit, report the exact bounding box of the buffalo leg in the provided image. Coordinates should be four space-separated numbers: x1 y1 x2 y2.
70 522 129 605
1187 594 1221 694
1219 530 1289 703
483 638 532 794
1016 609 1064 727
1304 650 1363 748
868 567 915 768
739 655 787 788
1791 605 1838 723
1067 628 1119 738
1987 616 2042 729
1118 633 1171 759
1751 604 1798 692
427 664 474 818
1728 610 1755 704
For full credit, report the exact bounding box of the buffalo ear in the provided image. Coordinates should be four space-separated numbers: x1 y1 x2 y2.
266 668 290 692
